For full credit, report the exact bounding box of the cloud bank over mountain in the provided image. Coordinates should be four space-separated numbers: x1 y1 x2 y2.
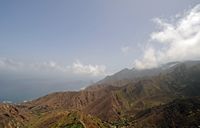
72 60 106 76
135 4 200 69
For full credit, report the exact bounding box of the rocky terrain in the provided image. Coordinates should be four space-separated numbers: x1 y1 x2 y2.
0 60 200 128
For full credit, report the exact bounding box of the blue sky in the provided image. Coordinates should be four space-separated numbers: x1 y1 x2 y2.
1 0 199 70
0 0 200 102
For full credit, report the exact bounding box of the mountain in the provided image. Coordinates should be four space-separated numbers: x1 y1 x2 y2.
0 60 200 127
24 61 200 121
87 61 200 90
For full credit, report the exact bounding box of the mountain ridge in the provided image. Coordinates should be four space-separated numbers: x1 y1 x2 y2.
0 60 200 127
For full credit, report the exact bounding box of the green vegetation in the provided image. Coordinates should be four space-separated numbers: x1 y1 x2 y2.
23 110 110 128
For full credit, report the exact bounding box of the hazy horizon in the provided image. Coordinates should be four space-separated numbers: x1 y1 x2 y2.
0 0 200 102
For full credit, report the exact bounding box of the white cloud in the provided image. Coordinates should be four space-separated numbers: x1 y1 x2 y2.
135 4 200 69
0 58 107 77
121 46 131 54
72 60 106 76
134 48 158 69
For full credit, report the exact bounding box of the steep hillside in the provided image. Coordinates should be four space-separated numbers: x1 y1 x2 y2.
131 97 200 128
24 61 200 122
0 61 200 127
0 103 31 128
92 61 181 87
89 61 200 89
0 104 109 128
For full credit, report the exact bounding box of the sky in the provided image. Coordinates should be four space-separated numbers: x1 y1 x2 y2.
0 0 200 102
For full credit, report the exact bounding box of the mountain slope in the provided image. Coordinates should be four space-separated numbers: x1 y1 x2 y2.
90 61 199 89
131 97 200 128
24 61 200 122
0 60 200 127
27 110 108 128
0 103 31 128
